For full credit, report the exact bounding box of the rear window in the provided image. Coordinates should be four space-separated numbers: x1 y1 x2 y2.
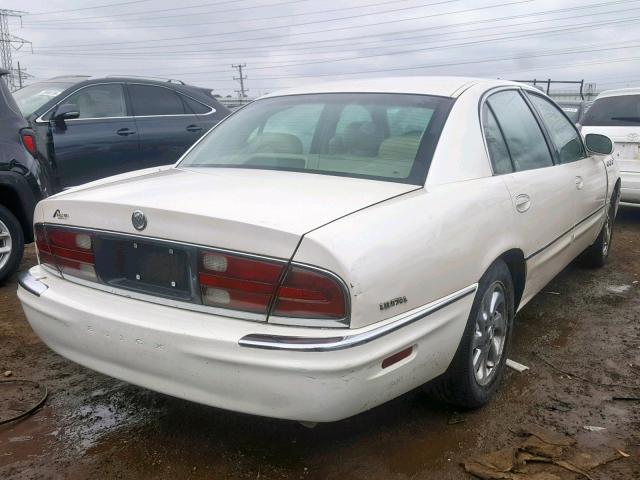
582 95 640 127
178 93 452 185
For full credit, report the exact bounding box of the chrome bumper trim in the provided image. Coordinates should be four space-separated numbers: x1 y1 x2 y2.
238 283 478 352
18 271 49 297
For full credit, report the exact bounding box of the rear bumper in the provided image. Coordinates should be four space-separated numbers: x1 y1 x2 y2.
18 266 474 422
620 171 640 203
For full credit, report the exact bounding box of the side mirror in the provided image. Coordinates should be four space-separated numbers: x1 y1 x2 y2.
585 133 613 155
53 103 80 123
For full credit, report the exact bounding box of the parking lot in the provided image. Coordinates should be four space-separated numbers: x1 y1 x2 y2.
0 208 637 479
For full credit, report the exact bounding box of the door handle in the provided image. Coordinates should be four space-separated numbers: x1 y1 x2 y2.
575 176 584 190
186 124 203 133
515 194 531 213
116 128 136 136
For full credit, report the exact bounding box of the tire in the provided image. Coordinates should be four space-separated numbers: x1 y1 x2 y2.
425 259 515 408
584 194 618 269
0 204 24 285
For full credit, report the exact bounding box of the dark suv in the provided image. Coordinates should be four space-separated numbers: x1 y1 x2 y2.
14 76 230 191
0 70 48 283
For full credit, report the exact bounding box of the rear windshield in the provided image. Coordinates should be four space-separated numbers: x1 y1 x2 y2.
13 80 77 117
178 93 452 184
558 104 580 123
581 95 640 127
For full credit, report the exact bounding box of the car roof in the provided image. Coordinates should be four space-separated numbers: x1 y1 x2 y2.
259 76 524 99
595 87 640 99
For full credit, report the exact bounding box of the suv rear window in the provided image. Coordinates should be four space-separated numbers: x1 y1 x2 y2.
178 93 453 185
581 95 640 127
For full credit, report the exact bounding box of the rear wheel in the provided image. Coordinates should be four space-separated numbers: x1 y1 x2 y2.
426 260 514 408
0 205 24 285
585 194 618 268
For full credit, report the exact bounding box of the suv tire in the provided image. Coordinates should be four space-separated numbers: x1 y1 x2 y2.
0 204 24 284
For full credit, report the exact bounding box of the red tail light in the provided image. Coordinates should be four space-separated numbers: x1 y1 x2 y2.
20 130 37 157
272 266 347 319
35 224 96 281
199 252 284 314
198 252 347 321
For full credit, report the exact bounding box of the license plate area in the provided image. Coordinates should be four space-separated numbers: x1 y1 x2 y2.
94 237 193 301
614 142 640 160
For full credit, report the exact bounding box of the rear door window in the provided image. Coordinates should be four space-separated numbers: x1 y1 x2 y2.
482 104 513 174
527 94 586 164
487 90 554 172
581 95 640 127
181 95 211 114
129 84 188 116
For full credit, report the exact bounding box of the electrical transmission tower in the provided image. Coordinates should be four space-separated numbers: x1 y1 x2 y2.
232 64 248 99
0 9 31 91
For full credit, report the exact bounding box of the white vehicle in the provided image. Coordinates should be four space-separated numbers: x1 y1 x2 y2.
581 87 640 203
18 77 620 423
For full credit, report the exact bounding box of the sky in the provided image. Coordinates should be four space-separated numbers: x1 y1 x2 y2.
4 0 640 97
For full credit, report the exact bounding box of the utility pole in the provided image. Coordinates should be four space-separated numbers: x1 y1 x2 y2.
12 61 32 89
232 63 248 99
0 9 31 91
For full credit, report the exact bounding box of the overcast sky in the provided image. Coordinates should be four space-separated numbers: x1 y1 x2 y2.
4 0 640 96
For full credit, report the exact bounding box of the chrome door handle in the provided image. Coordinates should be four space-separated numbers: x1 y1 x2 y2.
575 176 584 190
515 194 531 213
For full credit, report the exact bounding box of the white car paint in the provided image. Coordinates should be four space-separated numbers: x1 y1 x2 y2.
581 87 640 203
18 77 619 422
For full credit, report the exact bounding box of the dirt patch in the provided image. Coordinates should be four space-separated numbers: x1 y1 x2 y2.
1 209 639 479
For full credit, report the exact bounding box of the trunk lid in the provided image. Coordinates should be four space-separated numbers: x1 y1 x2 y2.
39 167 418 259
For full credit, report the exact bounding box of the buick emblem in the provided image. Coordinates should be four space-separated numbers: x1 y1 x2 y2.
131 210 147 231
627 133 639 141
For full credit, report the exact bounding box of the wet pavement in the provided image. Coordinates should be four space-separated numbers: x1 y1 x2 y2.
1 209 640 479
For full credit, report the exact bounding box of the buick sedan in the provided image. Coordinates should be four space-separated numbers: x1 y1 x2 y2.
18 77 620 422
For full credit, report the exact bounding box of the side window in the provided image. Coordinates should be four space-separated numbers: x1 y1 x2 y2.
64 84 127 119
129 84 187 116
528 94 586 164
487 90 554 172
259 104 324 154
482 104 513 174
181 95 211 115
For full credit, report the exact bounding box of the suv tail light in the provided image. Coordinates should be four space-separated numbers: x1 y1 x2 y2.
198 251 347 321
34 224 97 281
20 128 37 157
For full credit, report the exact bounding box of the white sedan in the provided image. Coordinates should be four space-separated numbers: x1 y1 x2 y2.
18 77 620 423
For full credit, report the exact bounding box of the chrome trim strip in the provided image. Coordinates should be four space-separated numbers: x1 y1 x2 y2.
238 283 478 352
18 272 48 297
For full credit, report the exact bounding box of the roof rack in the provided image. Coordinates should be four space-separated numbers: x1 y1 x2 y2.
106 74 185 85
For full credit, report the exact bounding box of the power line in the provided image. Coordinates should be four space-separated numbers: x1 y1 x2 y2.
31 0 639 55
22 0 413 29
0 9 31 91
24 0 312 24
33 0 526 49
35 4 640 62
27 0 156 16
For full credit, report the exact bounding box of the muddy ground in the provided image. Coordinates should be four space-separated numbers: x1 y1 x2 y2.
1 209 639 480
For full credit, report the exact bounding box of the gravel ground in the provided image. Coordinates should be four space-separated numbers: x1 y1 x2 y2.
1 208 639 479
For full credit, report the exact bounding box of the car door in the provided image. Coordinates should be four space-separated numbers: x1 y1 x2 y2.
127 83 202 167
526 92 607 255
482 89 576 303
49 83 140 189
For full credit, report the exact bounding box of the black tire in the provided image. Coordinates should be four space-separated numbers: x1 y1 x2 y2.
584 194 618 269
425 259 515 408
0 204 24 285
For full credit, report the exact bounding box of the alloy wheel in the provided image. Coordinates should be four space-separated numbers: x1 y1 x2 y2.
0 218 12 272
602 212 612 258
472 282 508 386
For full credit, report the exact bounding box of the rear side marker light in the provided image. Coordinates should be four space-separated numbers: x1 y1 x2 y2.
382 346 414 369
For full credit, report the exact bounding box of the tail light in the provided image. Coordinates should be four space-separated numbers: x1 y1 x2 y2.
20 129 37 157
198 251 347 321
34 224 97 282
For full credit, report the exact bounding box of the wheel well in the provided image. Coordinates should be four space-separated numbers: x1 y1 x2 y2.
0 186 29 241
498 249 526 311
